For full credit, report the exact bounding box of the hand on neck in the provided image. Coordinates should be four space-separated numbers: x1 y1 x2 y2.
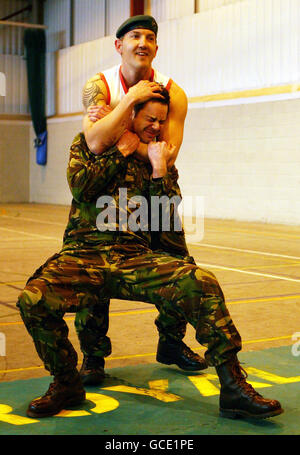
121 63 153 88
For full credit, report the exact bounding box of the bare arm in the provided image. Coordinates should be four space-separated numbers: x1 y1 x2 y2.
159 81 188 167
82 75 134 155
82 77 164 155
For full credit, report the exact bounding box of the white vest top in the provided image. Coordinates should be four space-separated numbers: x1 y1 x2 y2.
100 64 172 109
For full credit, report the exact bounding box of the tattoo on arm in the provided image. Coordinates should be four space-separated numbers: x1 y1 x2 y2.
82 80 105 112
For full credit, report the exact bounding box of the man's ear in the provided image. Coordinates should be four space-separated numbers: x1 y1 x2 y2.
154 44 158 57
115 39 123 55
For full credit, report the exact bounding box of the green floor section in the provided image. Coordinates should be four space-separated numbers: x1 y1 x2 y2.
0 345 299 435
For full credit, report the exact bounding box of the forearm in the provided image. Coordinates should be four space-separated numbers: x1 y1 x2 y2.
135 141 177 167
159 127 183 168
84 94 135 154
134 141 150 163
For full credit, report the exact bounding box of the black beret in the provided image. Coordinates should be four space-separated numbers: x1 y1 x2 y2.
116 15 158 39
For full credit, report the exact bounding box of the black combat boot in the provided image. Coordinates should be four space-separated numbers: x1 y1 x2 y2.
156 339 208 371
79 355 106 385
26 370 86 418
216 356 283 419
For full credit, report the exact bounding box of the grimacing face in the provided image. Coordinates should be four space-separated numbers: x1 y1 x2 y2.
132 100 168 144
115 28 158 69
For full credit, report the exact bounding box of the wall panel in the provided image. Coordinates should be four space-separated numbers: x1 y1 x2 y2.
150 0 194 21
44 0 71 52
57 35 118 114
105 0 130 36
0 55 28 114
197 0 245 12
0 0 31 55
73 0 105 45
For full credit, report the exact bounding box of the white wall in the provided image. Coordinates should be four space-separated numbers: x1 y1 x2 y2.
197 0 246 12
44 0 71 52
0 55 28 114
177 99 300 224
56 35 117 114
150 0 195 21
0 120 30 203
29 116 82 205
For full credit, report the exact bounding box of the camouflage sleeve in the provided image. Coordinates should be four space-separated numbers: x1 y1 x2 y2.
149 165 190 258
67 132 127 203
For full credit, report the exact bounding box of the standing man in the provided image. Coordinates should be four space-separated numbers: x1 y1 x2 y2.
76 15 206 384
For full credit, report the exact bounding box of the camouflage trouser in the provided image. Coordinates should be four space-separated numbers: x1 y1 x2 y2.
74 292 187 359
74 253 195 359
17 247 242 377
75 224 193 358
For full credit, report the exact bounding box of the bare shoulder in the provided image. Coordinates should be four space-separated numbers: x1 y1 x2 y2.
82 73 108 111
168 80 188 117
169 80 187 110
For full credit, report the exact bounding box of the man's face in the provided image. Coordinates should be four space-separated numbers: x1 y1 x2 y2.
115 28 158 70
132 101 168 143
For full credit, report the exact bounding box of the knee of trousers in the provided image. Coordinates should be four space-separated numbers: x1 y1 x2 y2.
185 266 224 300
17 281 48 318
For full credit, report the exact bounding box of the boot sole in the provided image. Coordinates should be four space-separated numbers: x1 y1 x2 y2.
220 407 284 420
26 392 86 418
156 354 208 371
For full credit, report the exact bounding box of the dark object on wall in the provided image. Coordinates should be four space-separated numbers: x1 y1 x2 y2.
24 28 47 165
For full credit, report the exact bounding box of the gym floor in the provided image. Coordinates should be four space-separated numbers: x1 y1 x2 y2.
0 203 299 435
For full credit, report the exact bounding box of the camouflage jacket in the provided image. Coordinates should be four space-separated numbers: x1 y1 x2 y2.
62 132 188 256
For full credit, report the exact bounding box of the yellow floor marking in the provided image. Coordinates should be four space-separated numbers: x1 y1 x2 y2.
247 381 273 389
188 374 220 396
0 365 44 373
57 393 119 417
245 367 300 384
0 404 38 425
242 335 292 345
226 294 300 306
188 374 272 397
101 385 182 403
148 379 169 391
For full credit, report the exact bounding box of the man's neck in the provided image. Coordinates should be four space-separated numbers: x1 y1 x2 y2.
120 63 153 88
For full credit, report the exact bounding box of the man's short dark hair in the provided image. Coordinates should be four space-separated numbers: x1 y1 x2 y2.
133 85 170 117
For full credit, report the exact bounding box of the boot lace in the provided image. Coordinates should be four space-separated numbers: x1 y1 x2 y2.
42 379 60 398
231 361 262 398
